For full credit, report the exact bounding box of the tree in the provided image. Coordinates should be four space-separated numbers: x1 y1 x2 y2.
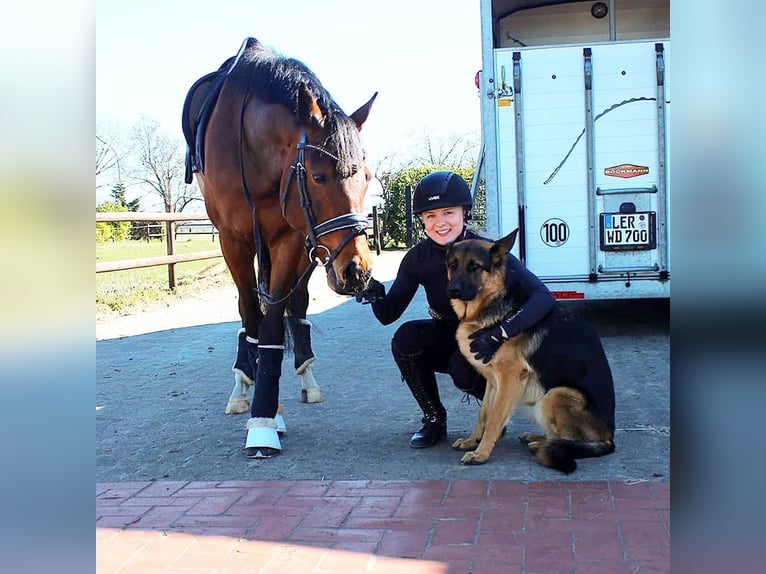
374 128 480 173
96 183 133 242
129 116 202 213
377 165 482 248
110 182 140 212
96 120 126 190
412 130 480 170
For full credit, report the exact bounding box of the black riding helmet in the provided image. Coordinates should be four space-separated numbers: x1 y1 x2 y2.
412 171 473 220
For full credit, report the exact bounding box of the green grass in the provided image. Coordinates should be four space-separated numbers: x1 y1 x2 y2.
96 236 232 315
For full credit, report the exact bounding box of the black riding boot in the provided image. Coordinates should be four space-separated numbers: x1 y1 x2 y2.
392 341 447 448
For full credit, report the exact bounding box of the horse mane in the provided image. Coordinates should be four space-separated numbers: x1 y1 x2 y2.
228 39 363 176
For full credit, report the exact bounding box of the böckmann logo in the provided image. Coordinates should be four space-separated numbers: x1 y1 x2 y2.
604 164 649 179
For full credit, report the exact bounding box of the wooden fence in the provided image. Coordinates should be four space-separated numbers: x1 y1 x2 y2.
96 206 381 290
96 212 222 289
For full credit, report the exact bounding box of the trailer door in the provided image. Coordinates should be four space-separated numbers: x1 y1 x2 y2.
494 40 669 299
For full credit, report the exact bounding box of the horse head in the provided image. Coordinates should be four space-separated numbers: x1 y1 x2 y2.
279 87 378 296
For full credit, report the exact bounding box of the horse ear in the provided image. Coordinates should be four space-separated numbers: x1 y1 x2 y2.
490 228 519 267
349 92 378 130
297 83 325 128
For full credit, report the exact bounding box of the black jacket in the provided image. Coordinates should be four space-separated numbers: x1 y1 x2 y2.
370 229 555 332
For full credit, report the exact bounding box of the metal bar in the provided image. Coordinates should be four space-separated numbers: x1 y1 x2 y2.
598 264 660 273
654 43 669 275
583 48 597 278
608 0 616 41
512 51 526 263
596 186 658 195
480 0 500 238
96 250 223 273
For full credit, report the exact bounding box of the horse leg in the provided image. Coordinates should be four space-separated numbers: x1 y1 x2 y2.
226 327 253 413
218 233 262 415
286 283 322 404
244 299 287 458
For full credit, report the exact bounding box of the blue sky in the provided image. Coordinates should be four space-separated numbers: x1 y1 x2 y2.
96 0 483 179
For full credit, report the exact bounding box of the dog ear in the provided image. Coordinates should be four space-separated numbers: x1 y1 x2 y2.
490 228 519 267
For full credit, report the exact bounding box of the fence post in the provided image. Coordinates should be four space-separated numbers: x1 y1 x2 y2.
405 185 413 249
165 219 176 290
371 205 381 255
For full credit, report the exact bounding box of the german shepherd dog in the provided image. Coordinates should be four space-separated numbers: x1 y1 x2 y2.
445 230 615 472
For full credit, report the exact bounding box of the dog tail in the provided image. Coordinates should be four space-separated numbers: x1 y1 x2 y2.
537 439 616 474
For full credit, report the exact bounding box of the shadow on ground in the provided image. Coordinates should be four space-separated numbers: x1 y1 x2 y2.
97 291 669 483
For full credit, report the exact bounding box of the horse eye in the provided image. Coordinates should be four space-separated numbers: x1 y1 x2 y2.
312 173 328 184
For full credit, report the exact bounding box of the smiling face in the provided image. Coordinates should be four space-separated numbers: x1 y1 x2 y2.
421 205 465 246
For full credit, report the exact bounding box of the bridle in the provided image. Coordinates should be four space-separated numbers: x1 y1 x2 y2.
282 130 369 269
240 126 368 306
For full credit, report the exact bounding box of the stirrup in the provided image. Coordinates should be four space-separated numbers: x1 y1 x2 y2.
244 418 281 458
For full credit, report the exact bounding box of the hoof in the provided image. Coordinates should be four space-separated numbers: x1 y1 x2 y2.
275 404 287 436
225 398 250 414
244 418 281 458
301 388 323 403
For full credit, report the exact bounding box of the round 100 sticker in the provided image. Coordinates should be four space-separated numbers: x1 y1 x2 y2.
540 218 569 247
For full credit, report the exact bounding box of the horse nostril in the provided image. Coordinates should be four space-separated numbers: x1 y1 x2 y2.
343 260 360 284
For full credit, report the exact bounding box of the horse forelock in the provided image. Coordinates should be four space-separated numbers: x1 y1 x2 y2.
230 43 364 178
322 115 364 178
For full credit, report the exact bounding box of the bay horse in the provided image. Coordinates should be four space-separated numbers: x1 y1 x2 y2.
182 37 376 458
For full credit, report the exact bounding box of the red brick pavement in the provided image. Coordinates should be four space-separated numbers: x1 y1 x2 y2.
96 479 669 573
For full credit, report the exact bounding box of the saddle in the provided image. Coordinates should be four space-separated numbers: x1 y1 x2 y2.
181 38 255 184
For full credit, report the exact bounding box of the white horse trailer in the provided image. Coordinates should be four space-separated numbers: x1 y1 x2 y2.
476 0 670 300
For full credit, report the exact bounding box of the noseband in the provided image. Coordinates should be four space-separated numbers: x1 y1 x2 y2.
282 130 369 269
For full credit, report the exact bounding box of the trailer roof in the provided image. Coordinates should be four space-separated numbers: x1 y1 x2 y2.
492 0 582 21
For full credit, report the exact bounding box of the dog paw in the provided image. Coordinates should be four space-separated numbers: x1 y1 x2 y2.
460 451 488 465
519 433 544 454
452 437 479 451
519 432 544 445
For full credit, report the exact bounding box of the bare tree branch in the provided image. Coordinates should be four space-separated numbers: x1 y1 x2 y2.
96 121 126 189
128 116 202 213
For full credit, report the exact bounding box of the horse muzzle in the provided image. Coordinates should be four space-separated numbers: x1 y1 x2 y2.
325 256 372 296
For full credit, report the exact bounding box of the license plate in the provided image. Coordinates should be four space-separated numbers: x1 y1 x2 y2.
599 211 656 251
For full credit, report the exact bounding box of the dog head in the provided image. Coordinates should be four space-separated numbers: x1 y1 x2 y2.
446 229 519 320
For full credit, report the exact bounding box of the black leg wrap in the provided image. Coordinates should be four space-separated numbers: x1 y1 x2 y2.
245 338 259 381
392 339 447 448
287 315 315 372
250 347 282 419
233 329 256 381
448 351 486 400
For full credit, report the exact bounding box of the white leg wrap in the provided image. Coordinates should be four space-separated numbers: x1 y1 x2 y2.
245 418 281 453
275 403 287 435
225 369 253 414
298 361 323 403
